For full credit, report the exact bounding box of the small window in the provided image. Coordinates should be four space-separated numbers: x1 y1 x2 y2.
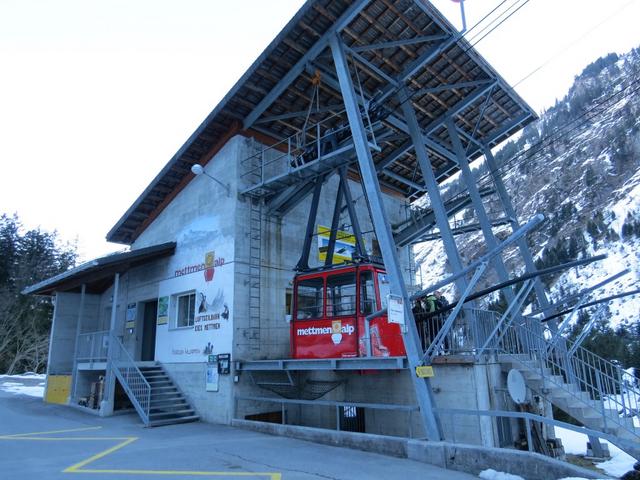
176 292 196 328
327 272 356 317
360 271 375 315
377 273 390 310
296 278 324 319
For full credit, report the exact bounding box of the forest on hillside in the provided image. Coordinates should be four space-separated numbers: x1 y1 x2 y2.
0 213 76 374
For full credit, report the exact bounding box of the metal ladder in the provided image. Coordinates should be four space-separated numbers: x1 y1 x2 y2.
248 198 262 351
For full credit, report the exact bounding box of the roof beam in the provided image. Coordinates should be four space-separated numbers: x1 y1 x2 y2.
346 47 400 87
382 168 425 191
412 79 494 97
375 140 413 172
243 0 371 129
351 33 450 53
255 103 344 125
375 34 458 105
483 112 532 148
423 81 497 135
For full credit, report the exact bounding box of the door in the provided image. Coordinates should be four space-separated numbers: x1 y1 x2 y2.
141 300 158 361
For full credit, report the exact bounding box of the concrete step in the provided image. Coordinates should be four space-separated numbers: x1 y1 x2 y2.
150 398 189 408
149 408 196 419
141 372 170 379
148 415 200 428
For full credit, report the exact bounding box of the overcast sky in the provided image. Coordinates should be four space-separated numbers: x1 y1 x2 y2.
1 0 638 261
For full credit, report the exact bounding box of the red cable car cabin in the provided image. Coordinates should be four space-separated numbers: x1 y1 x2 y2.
290 263 406 359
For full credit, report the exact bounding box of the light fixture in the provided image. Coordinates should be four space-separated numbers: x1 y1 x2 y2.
191 164 231 197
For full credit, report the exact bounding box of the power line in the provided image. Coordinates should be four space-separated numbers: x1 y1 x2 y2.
513 0 636 88
439 74 640 213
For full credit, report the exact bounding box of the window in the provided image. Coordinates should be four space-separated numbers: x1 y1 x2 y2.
327 272 356 317
377 273 390 309
176 292 196 328
296 278 324 319
360 271 375 315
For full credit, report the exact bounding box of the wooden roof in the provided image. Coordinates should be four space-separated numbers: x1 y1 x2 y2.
107 0 536 245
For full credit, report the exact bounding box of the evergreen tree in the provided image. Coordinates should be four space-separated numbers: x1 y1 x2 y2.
0 213 77 374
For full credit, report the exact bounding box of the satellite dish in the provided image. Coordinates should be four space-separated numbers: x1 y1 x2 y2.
507 369 527 405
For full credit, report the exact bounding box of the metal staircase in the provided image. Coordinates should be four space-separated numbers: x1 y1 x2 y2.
492 317 640 458
139 364 199 427
110 334 198 427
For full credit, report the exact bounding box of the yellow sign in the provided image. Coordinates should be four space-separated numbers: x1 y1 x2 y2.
332 320 342 334
318 225 358 264
415 366 435 378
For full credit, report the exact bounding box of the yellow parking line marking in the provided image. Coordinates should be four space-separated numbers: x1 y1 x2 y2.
64 436 138 472
1 428 281 479
2 436 130 441
0 426 102 438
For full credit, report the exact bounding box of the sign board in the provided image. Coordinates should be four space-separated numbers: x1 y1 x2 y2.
206 355 219 392
317 225 358 264
157 296 169 325
387 294 405 326
416 366 435 378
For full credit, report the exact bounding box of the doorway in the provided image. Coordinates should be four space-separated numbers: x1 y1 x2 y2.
141 300 158 361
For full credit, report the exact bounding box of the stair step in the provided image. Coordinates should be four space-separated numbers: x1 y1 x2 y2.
150 409 196 418
150 404 191 413
148 415 200 428
150 399 189 410
142 373 170 379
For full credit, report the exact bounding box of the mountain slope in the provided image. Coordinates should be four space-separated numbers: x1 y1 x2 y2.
414 46 640 332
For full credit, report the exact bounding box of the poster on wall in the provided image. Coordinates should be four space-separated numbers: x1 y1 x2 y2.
155 215 235 364
126 303 137 329
317 225 358 264
157 296 169 325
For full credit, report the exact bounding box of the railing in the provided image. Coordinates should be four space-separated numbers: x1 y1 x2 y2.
235 394 637 455
76 330 110 362
109 333 151 426
414 308 498 356
487 314 640 440
240 116 377 194
435 407 639 456
236 394 419 437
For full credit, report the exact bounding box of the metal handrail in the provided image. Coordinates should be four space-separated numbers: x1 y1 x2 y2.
240 115 377 186
492 316 640 439
235 393 637 455
109 333 151 426
435 407 639 455
76 330 110 362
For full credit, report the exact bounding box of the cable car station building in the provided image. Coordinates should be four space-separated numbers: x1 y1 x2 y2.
26 0 640 470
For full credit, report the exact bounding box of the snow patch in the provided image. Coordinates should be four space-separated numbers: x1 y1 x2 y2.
0 374 46 398
555 426 636 478
478 469 524 480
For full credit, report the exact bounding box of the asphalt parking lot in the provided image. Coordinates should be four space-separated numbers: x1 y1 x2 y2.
0 388 479 480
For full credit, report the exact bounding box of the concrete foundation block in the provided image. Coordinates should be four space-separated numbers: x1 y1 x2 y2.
407 439 447 468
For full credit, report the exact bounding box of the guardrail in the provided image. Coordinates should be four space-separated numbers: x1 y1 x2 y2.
486 314 639 440
235 394 634 454
109 333 151 426
76 330 109 362
236 394 419 437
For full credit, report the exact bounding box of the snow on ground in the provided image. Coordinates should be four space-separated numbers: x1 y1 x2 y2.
0 374 45 398
479 469 524 480
555 426 636 478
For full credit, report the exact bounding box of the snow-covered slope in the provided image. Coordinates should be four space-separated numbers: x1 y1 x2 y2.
414 46 640 330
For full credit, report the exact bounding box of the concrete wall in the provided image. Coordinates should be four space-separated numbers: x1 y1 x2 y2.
48 292 82 375
233 421 605 480
233 136 413 363
162 362 233 424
